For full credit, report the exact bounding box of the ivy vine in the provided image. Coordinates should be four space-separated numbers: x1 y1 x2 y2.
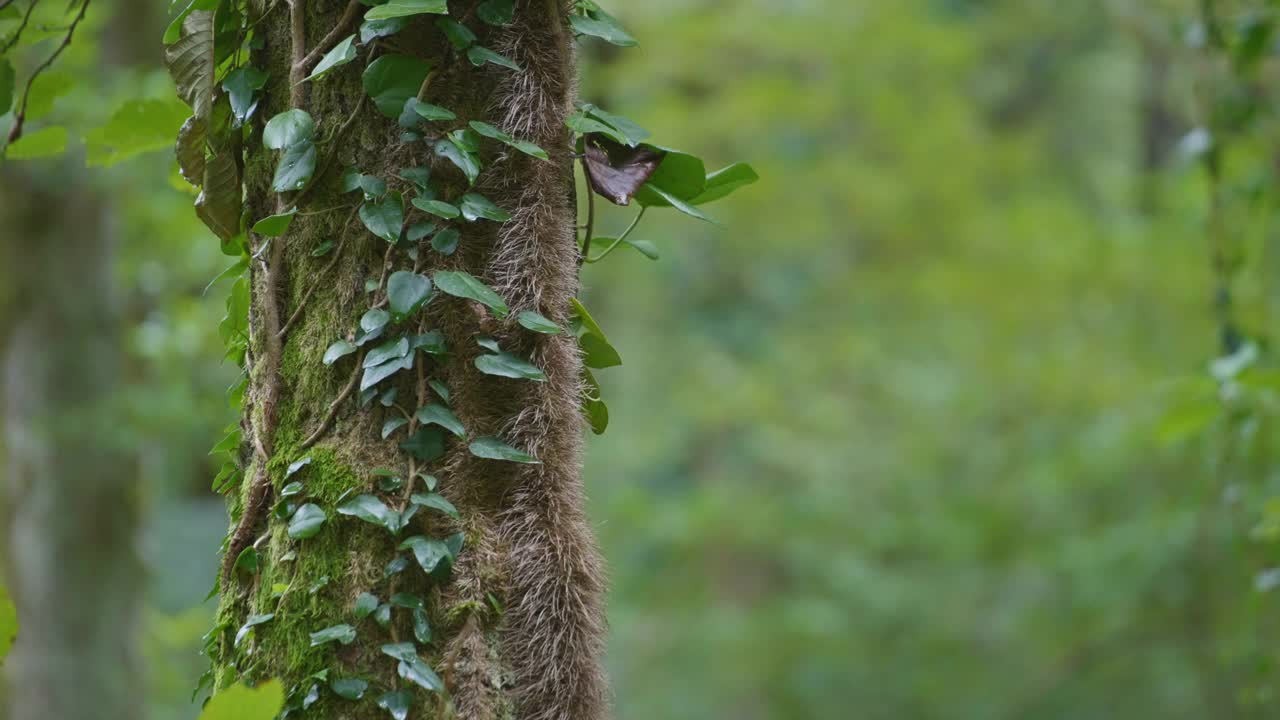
163 0 755 714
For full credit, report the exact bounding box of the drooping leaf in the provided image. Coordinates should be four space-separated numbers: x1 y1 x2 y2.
433 270 508 317
411 197 460 220
252 209 296 237
640 182 716 223
691 163 759 205
337 494 404 534
175 115 207 186
517 311 561 334
164 10 215 120
305 34 357 82
360 192 406 242
433 138 481 184
469 436 540 464
222 67 268 125
569 3 637 46
195 150 243 243
398 536 452 573
363 54 433 117
410 492 459 518
582 367 609 434
467 46 520 71
288 504 328 539
569 297 622 368
309 624 357 646
414 404 464 436
399 426 446 462
330 677 369 700
323 339 357 366
365 0 448 21
376 689 412 720
475 352 547 382
460 192 511 222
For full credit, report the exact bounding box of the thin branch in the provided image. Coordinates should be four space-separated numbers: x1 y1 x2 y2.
0 0 39 55
578 157 597 266
586 206 646 263
4 0 87 147
295 0 361 73
287 0 306 106
300 349 366 450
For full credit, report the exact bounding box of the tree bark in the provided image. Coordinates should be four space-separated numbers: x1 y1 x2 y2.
212 3 608 719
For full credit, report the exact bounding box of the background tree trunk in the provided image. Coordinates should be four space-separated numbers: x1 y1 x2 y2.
213 2 608 718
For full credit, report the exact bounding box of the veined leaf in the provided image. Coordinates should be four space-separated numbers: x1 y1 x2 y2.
365 0 448 20
164 10 215 120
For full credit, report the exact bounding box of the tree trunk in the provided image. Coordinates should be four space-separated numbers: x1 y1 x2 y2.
0 168 143 720
211 3 608 719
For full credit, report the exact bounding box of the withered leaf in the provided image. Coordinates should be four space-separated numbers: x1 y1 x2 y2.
582 134 664 206
175 115 206 187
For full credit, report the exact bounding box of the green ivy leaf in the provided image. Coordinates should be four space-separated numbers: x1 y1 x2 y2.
691 163 759 205
361 352 414 392
263 109 315 149
469 436 540 464
410 492 459 518
466 45 520 71
355 592 380 619
570 297 623 368
365 0 448 20
582 367 609 434
412 608 432 643
376 689 412 720
360 191 405 242
437 18 476 50
222 67 268 125
433 270 509 317
234 612 274 647
569 5 637 47
337 494 405 534
361 15 407 42
414 404 465 436
431 228 460 255
363 54 433 117
406 98 456 122
365 337 410 368
387 271 433 318
330 677 369 700
286 456 312 478
411 197 460 220
305 34 357 82
640 182 715 223
309 624 357 646
517 311 561 334
399 426 446 462
475 352 547 382
398 536 452 573
288 504 328 539
433 138 482 184
460 192 511 222
398 656 444 692
251 209 296 237
323 339 357 366
633 148 707 207
391 592 424 610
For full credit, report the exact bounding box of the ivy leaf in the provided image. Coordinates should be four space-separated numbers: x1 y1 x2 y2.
412 608 432 643
382 417 408 439
691 163 759 205
251 209 296 237
305 34 357 82
406 98 456 122
330 678 369 700
571 104 650 147
460 193 511 222
437 18 476 50
164 9 215 119
361 16 407 42
569 4 638 47
376 689 412 720
429 380 450 402
361 352 414 392
410 331 447 355
431 228 460 255
633 148 707 207
234 613 274 648
407 220 437 241
324 339 357 366
570 297 623 368
288 504 328 539
355 592 380 619
286 456 312 478
364 337 410 368
391 593 425 610
467 46 520 71
411 197 460 220
398 536 452 573
222 67 267 125
517 311 561 334
410 492 459 518
309 624 357 646
433 138 482 184
263 109 315 149
399 656 444 692
338 495 405 534
363 54 433 117
264 110 318 192
582 135 663 205
469 437 540 464
475 352 548 382
414 404 465 436
399 426 446 462
360 191 406 242
640 182 716 223
582 367 609 434
477 0 515 25
365 0 448 20
273 141 317 192
433 270 508 317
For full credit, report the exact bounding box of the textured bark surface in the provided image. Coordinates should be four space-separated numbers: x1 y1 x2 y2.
0 168 143 720
214 2 608 718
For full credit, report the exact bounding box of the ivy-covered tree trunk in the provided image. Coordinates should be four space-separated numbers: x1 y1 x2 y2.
0 171 142 720
196 2 608 718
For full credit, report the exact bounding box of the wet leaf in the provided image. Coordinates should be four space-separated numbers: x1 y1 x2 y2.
433 270 508 317
305 34 357 82
309 624 356 646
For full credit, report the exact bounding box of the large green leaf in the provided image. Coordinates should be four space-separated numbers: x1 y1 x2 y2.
338 494 405 534
376 689 412 720
288 504 328 539
305 34 357 82
433 138 481 184
365 0 448 20
414 404 464 436
433 270 508 317
222 67 268 125
198 681 284 720
469 436 540 464
85 98 189 166
569 4 637 47
363 55 433 117
387 271 432 318
399 426 446 462
691 163 759 205
264 109 316 150
252 209 296 237
569 297 622 369
475 352 547 382
634 148 707 207
398 536 453 573
460 192 511 222
164 10 215 120
309 624 357 646
360 192 405 243
466 46 520 71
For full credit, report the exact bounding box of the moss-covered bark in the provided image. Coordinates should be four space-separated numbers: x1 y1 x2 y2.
212 2 607 719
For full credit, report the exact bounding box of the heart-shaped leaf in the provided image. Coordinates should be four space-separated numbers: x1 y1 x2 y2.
433 270 508 317
387 271 432 318
363 54 433 117
288 504 327 539
414 404 464 436
460 192 511 222
475 352 547 382
305 34 357 82
360 192 405 242
469 436 539 464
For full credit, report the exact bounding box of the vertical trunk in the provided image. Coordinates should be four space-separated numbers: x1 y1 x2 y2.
0 169 143 720
211 3 608 719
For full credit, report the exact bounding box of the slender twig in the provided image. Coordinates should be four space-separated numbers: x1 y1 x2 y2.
300 349 366 450
578 157 597 266
5 0 88 147
586 207 646 263
295 0 361 73
0 0 39 55
287 0 306 106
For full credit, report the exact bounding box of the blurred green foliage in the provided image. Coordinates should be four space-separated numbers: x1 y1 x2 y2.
7 0 1280 718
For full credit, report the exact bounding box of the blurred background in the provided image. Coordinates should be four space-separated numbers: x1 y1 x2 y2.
5 0 1280 717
